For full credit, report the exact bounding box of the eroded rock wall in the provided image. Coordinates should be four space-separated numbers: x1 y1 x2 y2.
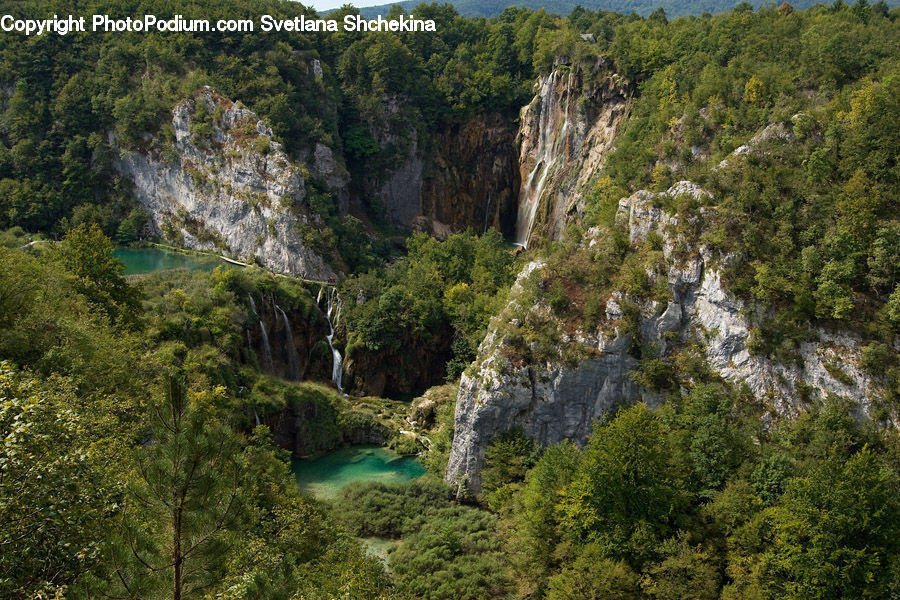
446 182 883 494
114 87 337 280
515 62 629 246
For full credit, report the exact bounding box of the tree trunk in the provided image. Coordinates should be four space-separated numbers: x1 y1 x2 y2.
173 506 182 600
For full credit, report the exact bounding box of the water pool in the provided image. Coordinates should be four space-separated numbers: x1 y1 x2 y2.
114 247 228 275
291 445 425 500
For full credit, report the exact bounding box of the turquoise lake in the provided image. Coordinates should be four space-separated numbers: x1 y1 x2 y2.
291 446 425 500
114 247 228 275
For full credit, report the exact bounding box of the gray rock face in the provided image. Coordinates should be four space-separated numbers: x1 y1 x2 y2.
446 182 884 494
378 138 425 228
114 87 335 280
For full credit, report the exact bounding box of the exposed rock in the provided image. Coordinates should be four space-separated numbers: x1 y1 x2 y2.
514 61 629 245
369 108 520 238
114 87 336 280
378 138 426 228
718 121 795 169
446 182 884 494
344 332 453 398
421 114 520 237
245 293 330 382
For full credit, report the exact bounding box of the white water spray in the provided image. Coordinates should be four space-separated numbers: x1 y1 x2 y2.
324 287 343 393
275 303 300 380
248 294 274 372
514 69 576 248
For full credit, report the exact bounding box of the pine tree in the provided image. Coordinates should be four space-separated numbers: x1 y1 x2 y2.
107 377 244 600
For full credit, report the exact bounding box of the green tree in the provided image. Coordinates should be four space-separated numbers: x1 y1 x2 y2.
0 363 113 598
560 404 683 563
56 223 141 325
758 447 900 599
104 378 244 600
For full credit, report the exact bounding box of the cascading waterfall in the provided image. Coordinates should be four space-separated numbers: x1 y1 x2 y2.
324 287 343 393
514 69 576 248
275 303 301 380
249 293 274 372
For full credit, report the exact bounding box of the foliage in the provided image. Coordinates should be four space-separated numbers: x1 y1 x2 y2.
342 229 517 389
0 363 116 598
331 478 510 599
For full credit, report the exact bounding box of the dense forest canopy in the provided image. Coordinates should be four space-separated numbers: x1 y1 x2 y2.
1 0 899 598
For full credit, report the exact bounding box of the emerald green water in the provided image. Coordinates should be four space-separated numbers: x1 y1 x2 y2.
114 247 225 275
291 446 425 500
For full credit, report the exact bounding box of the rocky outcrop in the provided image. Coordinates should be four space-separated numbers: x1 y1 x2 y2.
514 62 629 246
114 87 337 280
344 333 453 398
446 182 884 494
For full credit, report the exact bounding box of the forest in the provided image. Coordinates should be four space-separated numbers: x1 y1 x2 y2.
1 0 899 598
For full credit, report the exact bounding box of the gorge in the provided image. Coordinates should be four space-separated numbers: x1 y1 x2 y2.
3 2 898 598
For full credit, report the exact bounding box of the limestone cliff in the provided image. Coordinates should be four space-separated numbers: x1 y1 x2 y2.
446 182 884 494
514 62 629 246
114 87 337 280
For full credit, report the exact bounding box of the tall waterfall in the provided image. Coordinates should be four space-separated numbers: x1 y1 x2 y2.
324 287 343 393
514 70 575 248
248 294 274 372
275 303 300 380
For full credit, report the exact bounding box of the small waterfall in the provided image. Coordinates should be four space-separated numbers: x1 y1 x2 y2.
253 408 261 427
316 285 324 304
258 320 274 373
514 69 576 248
249 293 274 372
275 303 300 380
483 191 492 234
324 287 343 393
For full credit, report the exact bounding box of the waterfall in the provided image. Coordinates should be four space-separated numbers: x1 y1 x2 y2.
253 408 261 427
514 69 576 248
276 303 300 380
316 284 323 304
324 287 343 393
483 191 492 234
249 293 274 372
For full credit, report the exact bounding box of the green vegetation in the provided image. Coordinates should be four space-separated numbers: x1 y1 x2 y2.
0 239 404 599
359 0 899 19
484 387 900 599
1 0 899 598
342 229 517 385
332 478 509 599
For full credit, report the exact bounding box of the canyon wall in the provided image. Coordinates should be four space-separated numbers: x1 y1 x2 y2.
446 182 883 494
114 87 339 280
515 62 630 246
368 107 520 239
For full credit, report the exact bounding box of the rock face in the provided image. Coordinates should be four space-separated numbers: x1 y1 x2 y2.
367 105 520 238
446 182 883 494
114 87 336 280
421 114 520 237
245 293 330 382
514 62 629 246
